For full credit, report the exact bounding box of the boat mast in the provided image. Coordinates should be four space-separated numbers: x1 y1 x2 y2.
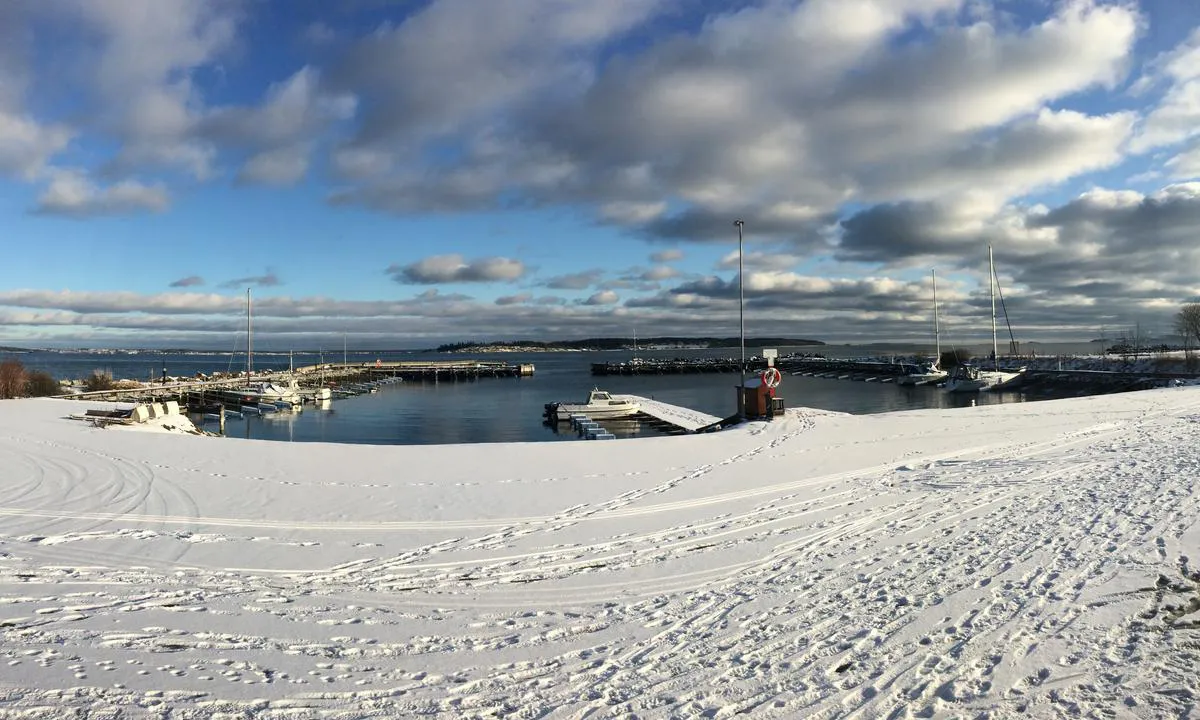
988 245 998 370
932 269 941 364
246 288 253 383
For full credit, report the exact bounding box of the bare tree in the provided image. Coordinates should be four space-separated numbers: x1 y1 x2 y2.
0 359 27 399
1177 304 1200 373
1176 304 1200 346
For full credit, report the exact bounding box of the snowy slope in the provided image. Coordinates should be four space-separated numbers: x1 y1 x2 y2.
0 392 1197 718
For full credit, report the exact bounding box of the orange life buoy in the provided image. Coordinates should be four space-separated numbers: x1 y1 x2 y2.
761 366 782 388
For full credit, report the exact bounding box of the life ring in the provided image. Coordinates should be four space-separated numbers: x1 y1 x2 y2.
761 367 782 389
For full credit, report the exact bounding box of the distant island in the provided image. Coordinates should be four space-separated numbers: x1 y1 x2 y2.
436 337 825 353
0 346 30 353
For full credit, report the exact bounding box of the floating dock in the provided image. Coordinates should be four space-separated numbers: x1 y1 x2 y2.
550 394 730 439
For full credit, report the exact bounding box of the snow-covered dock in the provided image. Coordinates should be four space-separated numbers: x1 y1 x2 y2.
613 393 724 432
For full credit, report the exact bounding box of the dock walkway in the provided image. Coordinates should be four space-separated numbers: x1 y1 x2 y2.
612 394 723 432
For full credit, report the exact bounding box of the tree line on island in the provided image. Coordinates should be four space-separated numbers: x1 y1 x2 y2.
435 337 825 352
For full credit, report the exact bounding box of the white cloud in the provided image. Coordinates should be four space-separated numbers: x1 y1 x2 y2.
34 169 169 217
66 0 238 179
331 147 393 179
237 146 311 186
1130 28 1200 153
0 112 73 180
329 0 665 147
205 67 355 144
583 290 619 306
1166 144 1200 179
328 0 1141 243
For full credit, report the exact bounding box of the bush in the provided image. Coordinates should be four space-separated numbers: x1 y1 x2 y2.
24 370 60 397
0 358 27 399
83 369 115 392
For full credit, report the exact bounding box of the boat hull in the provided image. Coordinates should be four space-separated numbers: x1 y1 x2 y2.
897 371 948 386
944 370 1021 393
551 404 640 421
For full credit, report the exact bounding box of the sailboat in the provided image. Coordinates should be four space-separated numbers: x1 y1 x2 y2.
944 246 1025 393
215 289 302 410
897 269 948 386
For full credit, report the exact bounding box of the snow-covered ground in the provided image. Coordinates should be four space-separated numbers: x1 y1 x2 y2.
0 392 1197 718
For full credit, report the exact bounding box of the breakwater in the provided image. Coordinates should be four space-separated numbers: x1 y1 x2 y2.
591 354 823 376
54 360 535 405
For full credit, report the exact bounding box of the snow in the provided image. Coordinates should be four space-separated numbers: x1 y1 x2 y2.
0 392 1198 718
614 394 723 431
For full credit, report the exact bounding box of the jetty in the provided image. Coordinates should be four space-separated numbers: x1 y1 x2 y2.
352 360 535 380
615 394 726 432
52 360 535 405
591 354 821 376
551 394 730 439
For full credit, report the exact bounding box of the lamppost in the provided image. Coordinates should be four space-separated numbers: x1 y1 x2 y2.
734 219 746 413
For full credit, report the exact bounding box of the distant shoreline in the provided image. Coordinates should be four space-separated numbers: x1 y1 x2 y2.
436 337 827 353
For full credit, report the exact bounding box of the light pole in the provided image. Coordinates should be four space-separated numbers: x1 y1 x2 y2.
734 219 746 413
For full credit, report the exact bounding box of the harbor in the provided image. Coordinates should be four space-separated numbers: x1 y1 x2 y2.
14 345 1200 446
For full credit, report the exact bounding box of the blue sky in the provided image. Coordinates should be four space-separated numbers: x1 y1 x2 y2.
2 0 1200 349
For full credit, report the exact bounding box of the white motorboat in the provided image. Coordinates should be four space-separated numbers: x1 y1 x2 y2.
896 360 948 386
545 389 640 422
215 381 303 410
297 386 333 402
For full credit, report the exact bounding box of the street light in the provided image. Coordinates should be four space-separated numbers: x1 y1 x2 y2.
734 219 746 412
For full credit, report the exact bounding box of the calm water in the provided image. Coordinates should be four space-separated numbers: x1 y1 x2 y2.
7 345 1073 446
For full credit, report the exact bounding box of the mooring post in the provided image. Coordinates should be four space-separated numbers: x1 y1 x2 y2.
218 404 226 435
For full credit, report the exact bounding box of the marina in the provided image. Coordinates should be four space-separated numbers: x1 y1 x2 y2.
12 346 1200 446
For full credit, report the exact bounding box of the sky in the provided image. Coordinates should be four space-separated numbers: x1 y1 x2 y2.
2 0 1200 350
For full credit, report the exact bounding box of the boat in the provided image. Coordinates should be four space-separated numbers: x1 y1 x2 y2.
944 246 1025 393
213 289 304 409
943 363 1022 393
897 269 948 386
896 360 947 386
297 386 333 402
544 389 640 422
